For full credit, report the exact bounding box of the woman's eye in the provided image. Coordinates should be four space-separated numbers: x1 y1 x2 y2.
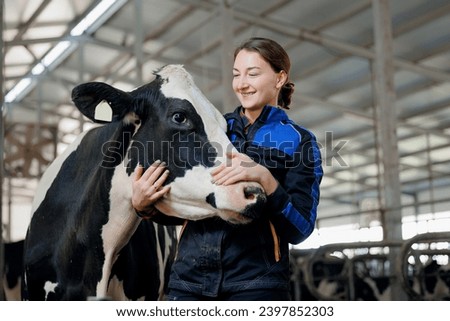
172 112 187 124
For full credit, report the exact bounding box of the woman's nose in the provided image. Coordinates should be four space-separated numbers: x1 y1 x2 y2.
237 76 249 89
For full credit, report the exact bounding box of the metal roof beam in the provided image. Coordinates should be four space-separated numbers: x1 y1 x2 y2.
300 1 450 78
293 90 450 140
5 0 52 52
230 8 450 82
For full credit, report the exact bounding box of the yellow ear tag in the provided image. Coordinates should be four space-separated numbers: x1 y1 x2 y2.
94 100 113 122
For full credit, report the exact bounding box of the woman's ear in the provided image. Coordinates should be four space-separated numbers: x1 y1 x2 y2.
276 70 288 89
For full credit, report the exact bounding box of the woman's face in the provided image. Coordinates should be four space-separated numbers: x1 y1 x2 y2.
232 49 285 113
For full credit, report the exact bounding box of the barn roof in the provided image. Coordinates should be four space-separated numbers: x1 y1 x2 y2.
2 0 450 240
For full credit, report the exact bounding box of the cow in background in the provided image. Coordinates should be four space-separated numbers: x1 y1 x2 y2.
290 250 393 300
290 250 348 300
409 260 450 300
2 240 24 300
400 232 450 300
23 65 266 300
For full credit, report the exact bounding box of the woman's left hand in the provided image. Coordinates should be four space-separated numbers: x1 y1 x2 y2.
211 152 278 195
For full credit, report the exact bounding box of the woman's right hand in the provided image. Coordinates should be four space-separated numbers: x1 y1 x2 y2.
211 152 278 195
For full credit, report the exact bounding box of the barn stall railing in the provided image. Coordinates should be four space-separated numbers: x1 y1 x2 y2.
291 241 403 300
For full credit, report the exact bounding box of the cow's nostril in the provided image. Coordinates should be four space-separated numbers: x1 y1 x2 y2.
244 186 264 200
245 192 255 201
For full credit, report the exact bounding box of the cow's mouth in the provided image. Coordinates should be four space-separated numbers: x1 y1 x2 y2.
219 192 266 224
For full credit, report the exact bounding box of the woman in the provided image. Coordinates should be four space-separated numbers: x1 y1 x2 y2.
132 37 323 300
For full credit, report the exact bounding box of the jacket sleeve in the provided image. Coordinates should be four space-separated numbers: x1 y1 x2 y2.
267 130 323 244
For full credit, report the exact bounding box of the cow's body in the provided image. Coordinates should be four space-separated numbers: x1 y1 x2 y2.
410 260 450 300
23 65 265 300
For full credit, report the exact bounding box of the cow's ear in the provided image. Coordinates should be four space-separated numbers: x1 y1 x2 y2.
71 82 134 123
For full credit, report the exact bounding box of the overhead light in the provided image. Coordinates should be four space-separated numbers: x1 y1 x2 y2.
31 63 45 75
4 0 126 103
41 41 72 68
4 78 33 103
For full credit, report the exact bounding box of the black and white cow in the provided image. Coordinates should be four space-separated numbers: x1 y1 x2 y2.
409 260 450 300
3 240 24 301
291 252 393 300
22 64 266 301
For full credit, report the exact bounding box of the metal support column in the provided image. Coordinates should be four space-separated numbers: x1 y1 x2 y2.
220 0 235 113
134 0 144 86
0 0 5 301
371 0 406 300
78 44 85 133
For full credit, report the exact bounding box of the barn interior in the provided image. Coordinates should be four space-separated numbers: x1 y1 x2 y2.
1 0 450 301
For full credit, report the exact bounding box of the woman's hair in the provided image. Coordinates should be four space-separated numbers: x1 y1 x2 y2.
234 37 295 109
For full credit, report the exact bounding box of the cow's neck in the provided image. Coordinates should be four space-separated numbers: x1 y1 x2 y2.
96 122 141 298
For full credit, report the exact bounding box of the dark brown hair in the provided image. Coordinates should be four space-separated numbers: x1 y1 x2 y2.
234 37 294 109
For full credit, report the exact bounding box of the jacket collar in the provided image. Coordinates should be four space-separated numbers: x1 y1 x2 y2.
236 105 288 125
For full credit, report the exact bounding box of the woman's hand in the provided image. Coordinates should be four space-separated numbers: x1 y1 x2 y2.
132 160 171 213
211 152 278 195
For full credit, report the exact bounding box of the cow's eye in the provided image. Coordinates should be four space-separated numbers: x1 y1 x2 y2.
172 112 187 124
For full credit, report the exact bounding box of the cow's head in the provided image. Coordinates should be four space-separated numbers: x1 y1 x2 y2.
72 64 266 224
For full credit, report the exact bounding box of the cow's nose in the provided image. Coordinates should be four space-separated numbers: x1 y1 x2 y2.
242 186 266 219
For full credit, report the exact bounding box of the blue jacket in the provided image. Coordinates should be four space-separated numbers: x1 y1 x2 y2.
168 105 323 296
